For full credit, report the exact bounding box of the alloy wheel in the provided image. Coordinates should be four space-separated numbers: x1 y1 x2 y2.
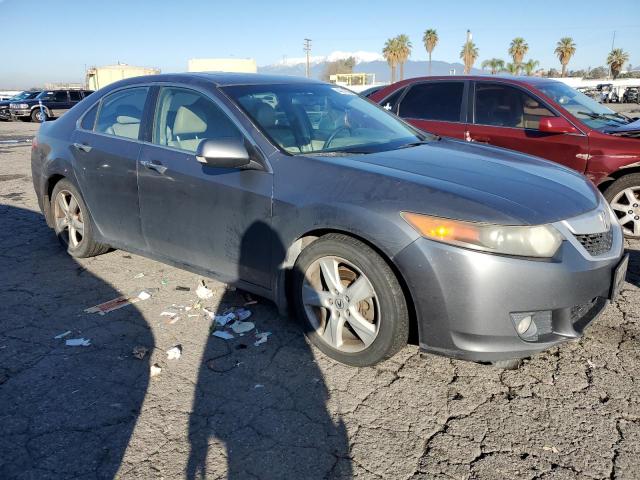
54 189 85 248
302 255 380 353
610 186 640 237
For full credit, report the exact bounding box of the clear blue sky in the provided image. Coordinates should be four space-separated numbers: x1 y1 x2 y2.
1 0 638 88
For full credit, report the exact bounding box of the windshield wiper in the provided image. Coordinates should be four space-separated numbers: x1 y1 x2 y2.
577 111 629 124
396 140 432 149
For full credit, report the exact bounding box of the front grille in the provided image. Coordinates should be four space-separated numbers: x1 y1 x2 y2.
574 230 613 256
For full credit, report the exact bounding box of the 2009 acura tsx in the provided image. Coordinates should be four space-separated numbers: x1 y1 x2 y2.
31 73 627 367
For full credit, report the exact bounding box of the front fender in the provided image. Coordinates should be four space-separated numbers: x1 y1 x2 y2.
271 200 421 315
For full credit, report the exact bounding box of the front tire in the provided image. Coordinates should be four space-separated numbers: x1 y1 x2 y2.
292 234 409 366
30 109 47 123
51 179 109 257
604 173 640 238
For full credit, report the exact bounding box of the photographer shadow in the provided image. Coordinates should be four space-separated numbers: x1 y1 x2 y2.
186 220 352 479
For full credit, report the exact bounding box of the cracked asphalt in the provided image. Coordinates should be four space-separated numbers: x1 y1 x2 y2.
1 120 639 479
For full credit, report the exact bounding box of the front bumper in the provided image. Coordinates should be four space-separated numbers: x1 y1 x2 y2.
394 218 624 363
10 109 31 118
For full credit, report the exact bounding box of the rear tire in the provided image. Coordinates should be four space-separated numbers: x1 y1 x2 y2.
51 179 110 258
603 173 640 238
292 233 409 366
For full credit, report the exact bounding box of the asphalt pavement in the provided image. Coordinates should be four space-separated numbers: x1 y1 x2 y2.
1 119 639 479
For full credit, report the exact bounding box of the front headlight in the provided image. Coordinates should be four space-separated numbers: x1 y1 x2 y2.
401 212 563 258
18 103 29 109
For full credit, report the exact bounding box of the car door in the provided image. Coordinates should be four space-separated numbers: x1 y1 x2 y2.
466 82 589 172
69 90 83 109
47 90 72 117
395 80 468 139
137 85 274 287
71 86 150 250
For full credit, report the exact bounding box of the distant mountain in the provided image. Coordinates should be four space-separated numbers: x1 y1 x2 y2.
258 59 483 82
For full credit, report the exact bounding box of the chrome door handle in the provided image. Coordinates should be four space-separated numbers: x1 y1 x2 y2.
140 160 167 174
73 142 92 153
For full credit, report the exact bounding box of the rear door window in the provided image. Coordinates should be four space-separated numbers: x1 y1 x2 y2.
95 87 148 140
474 83 555 129
152 87 242 153
53 91 68 102
398 82 464 122
69 91 82 101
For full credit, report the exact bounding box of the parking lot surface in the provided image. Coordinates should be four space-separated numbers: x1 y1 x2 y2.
1 120 640 479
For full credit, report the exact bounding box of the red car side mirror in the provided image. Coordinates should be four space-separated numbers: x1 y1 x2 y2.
538 117 577 134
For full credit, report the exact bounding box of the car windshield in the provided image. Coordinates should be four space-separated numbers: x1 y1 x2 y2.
223 83 431 154
537 82 631 130
10 91 38 101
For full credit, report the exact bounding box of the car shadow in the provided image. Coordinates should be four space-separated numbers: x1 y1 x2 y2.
625 245 640 288
186 221 352 479
0 205 154 479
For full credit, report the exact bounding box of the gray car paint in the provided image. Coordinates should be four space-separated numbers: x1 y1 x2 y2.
31 73 623 362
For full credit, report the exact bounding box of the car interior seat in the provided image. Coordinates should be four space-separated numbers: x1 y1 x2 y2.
169 98 240 152
106 105 142 140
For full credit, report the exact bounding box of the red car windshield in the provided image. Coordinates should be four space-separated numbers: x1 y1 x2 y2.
537 82 631 130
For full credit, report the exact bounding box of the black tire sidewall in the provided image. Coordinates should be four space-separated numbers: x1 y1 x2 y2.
292 235 409 366
51 179 97 257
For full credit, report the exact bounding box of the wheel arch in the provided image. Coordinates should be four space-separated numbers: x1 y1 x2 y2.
43 173 66 227
276 227 420 346
597 165 640 194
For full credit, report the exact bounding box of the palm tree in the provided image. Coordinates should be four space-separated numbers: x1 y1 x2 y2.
554 37 576 77
607 48 629 79
503 62 518 75
395 34 412 81
382 38 399 83
460 41 478 74
423 29 438 75
481 58 505 74
508 37 529 74
523 59 539 76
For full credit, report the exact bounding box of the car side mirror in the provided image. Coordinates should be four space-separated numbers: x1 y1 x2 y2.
538 117 577 134
196 137 251 169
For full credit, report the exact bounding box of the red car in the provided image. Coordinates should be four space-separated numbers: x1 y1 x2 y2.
371 76 640 238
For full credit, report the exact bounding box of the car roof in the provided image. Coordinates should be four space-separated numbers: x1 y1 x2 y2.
113 72 324 87
386 74 563 89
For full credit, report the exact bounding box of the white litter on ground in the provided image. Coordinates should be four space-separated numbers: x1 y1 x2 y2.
213 331 235 340
54 330 71 339
150 364 162 377
214 312 236 326
138 290 152 300
166 345 182 360
66 338 91 347
254 332 271 346
231 321 255 334
196 281 214 300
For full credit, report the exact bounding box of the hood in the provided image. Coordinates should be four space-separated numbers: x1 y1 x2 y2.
328 138 600 225
603 118 640 137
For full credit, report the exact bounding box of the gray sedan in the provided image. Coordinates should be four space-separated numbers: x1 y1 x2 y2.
31 73 627 367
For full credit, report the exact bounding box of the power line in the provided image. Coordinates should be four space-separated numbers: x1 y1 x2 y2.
303 38 312 78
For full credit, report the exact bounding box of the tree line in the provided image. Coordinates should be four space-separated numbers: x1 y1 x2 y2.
382 31 632 80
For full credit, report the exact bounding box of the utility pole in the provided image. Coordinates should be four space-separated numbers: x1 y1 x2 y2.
609 31 616 79
303 38 312 78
